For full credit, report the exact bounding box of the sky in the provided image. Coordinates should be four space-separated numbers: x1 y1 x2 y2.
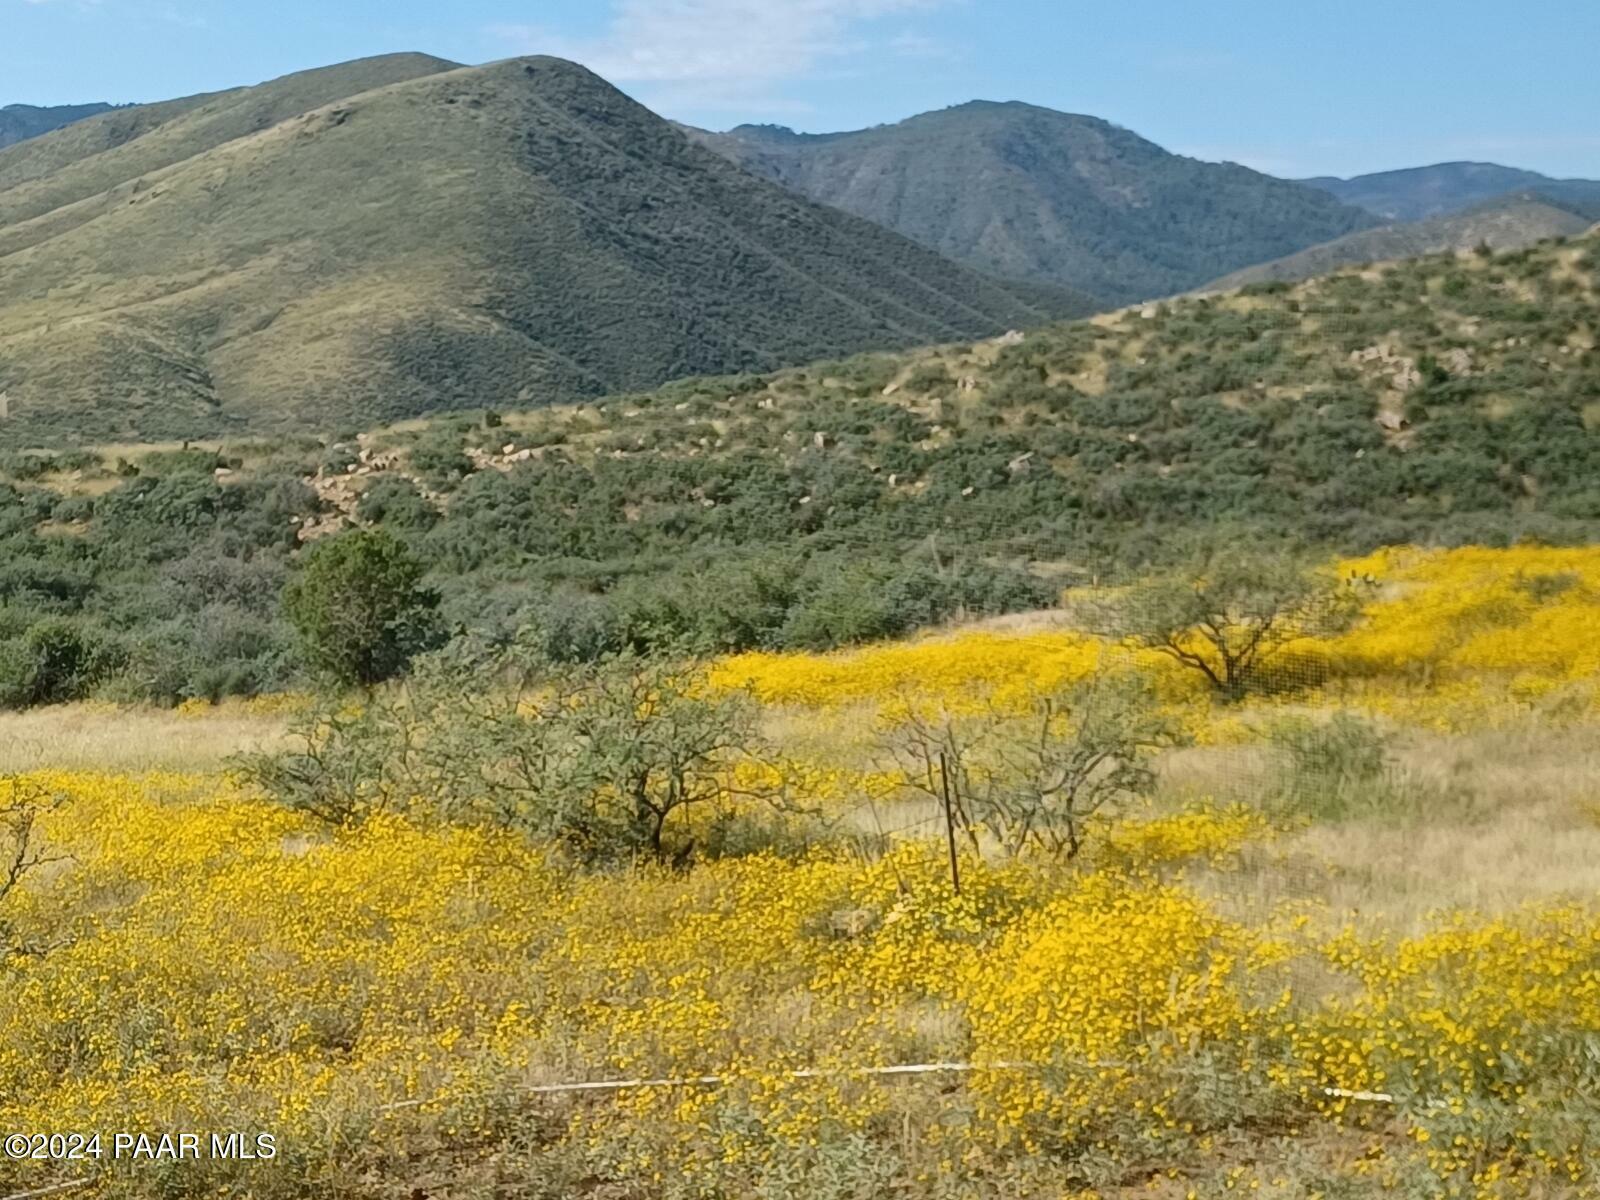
6 0 1600 180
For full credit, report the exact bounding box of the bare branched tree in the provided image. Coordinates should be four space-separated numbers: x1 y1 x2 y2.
1 776 65 952
880 672 1183 860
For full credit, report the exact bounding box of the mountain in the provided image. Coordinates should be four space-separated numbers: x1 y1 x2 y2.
1202 192 1599 291
1303 161 1600 222
0 56 1088 446
686 103 1379 306
0 103 116 150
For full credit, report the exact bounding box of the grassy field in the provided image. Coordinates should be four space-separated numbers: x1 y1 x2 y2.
2 544 1599 1199
0 700 291 775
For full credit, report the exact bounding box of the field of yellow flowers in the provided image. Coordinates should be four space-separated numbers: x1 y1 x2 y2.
3 545 1600 1200
715 544 1600 732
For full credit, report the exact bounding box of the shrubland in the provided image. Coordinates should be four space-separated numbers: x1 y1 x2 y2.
1 230 1597 710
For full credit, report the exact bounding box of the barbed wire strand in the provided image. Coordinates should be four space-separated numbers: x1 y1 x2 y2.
2 1179 92 1200
372 1059 1419 1113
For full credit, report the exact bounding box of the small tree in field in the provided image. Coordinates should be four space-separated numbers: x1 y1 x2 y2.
1094 553 1356 701
284 529 444 687
550 651 766 860
237 642 775 864
881 672 1183 860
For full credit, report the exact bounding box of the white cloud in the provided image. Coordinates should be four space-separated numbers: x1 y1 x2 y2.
887 31 953 60
490 0 952 114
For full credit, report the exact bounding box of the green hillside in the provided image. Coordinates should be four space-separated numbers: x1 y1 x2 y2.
0 57 1085 446
0 103 116 150
687 102 1379 305
4 230 1596 704
1303 161 1600 222
1203 193 1598 290
0 54 456 224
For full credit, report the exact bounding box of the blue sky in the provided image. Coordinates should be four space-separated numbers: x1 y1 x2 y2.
6 0 1599 180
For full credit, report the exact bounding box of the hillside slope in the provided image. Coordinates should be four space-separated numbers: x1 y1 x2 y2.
1304 161 1600 222
412 226 1599 576
0 54 457 225
1202 193 1598 290
6 229 1596 697
0 57 1087 446
243 227 1600 574
0 103 116 150
688 103 1378 305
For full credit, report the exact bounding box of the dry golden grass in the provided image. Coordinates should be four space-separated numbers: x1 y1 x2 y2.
759 699 1600 929
0 702 288 774
1173 721 1600 933
1284 799 1600 928
1283 723 1600 925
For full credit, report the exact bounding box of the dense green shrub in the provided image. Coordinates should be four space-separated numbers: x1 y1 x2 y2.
0 618 126 708
407 429 472 489
355 476 439 531
283 529 444 687
901 361 953 393
1267 713 1404 822
238 644 771 863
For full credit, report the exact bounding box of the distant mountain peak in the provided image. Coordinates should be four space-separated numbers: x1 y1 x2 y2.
939 99 1053 114
0 101 119 150
690 101 1376 304
1300 161 1600 223
1203 190 1599 292
725 122 804 139
0 101 116 115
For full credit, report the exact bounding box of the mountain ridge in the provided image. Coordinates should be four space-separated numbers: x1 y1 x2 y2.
0 53 461 228
0 102 118 150
1201 191 1600 291
1303 161 1600 222
0 55 1087 446
688 102 1379 305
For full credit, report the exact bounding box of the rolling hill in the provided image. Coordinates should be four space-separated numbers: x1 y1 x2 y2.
1202 192 1599 290
6 226 1597 701
0 56 1086 446
395 223 1598 575
687 103 1379 305
0 103 115 150
1303 161 1600 222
